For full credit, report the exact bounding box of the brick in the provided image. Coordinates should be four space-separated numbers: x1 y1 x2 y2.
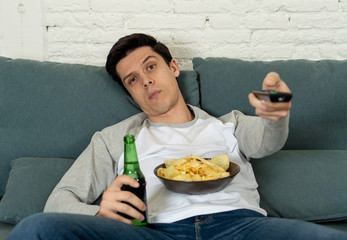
47 27 88 43
90 0 171 13
337 46 347 58
89 13 124 27
268 0 338 12
172 29 251 44
334 29 347 44
127 14 205 29
250 45 293 60
169 44 199 59
85 44 111 61
48 43 88 59
209 44 252 59
290 12 347 29
292 45 327 59
45 12 85 27
209 12 289 30
319 44 347 59
249 1 285 13
319 45 340 59
291 44 347 60
45 12 124 28
46 26 123 44
45 0 90 12
211 44 294 61
176 58 193 71
209 14 247 30
245 13 290 29
174 0 252 14
252 29 336 45
86 28 122 43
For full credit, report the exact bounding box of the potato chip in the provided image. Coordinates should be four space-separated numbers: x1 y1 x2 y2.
157 154 231 181
210 154 230 171
186 154 205 161
164 158 187 168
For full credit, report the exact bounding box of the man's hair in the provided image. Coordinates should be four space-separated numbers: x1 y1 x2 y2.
105 33 173 86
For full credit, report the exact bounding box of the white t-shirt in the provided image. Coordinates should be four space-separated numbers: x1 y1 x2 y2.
117 117 266 223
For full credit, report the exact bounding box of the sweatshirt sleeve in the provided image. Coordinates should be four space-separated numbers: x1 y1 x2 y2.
44 132 117 215
44 112 146 215
219 110 289 160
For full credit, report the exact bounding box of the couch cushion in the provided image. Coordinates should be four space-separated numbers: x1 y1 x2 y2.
193 57 347 150
0 157 75 224
0 221 14 239
252 150 347 222
319 221 347 233
178 70 200 107
0 56 199 197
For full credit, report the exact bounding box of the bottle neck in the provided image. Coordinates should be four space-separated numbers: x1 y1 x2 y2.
124 142 138 164
123 135 144 179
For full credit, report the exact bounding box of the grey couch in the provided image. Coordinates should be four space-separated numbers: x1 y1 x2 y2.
0 56 346 238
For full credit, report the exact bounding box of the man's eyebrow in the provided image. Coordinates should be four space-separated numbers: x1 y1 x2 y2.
122 55 158 83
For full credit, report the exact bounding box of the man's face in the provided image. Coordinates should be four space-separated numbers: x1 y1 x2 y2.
116 46 181 120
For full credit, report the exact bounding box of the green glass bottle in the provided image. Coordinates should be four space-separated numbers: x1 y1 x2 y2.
121 135 148 226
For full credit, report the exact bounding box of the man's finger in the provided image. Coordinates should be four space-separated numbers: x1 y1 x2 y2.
258 101 292 112
97 200 137 225
107 175 139 191
262 72 281 90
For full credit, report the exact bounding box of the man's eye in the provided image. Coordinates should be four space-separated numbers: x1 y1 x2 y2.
129 77 136 84
148 64 155 70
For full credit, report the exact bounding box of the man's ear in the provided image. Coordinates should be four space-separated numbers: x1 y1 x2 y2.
170 59 180 78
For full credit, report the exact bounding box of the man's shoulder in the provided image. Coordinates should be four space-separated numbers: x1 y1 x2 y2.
101 112 147 135
189 105 214 120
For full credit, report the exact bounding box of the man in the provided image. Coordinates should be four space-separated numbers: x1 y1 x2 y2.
7 33 347 239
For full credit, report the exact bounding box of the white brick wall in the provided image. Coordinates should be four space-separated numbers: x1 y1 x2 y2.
1 0 347 70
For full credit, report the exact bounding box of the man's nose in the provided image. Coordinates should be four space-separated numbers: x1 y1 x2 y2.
143 76 154 88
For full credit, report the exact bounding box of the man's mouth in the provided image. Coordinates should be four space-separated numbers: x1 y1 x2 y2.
149 90 161 99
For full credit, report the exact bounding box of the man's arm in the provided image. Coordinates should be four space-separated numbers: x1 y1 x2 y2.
220 72 291 159
219 110 289 159
44 132 117 215
44 113 148 224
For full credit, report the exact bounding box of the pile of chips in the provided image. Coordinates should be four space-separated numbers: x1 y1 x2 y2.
157 154 230 181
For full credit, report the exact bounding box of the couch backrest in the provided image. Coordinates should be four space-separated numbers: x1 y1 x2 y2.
193 57 347 151
0 57 199 197
1 56 346 197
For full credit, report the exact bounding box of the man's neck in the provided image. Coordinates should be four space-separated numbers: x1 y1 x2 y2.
148 103 194 124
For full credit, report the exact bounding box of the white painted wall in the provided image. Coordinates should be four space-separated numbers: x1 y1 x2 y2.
0 0 45 60
1 0 347 70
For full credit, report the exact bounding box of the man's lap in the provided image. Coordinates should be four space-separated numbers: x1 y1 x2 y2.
155 210 347 240
7 209 347 240
7 212 172 240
